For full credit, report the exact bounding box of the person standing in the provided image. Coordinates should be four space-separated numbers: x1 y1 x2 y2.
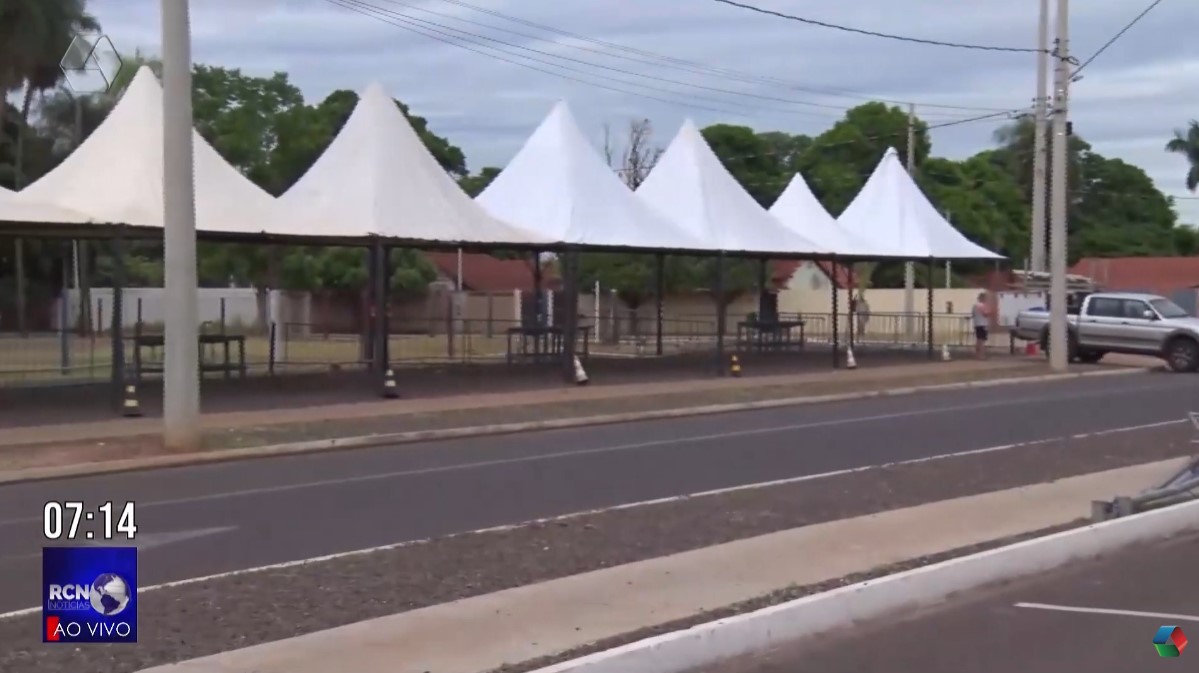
971 291 992 359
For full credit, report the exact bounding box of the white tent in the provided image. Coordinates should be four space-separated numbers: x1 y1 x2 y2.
769 173 894 258
636 120 828 256
280 82 549 245
0 185 91 225
477 101 711 251
11 66 303 236
836 148 1003 260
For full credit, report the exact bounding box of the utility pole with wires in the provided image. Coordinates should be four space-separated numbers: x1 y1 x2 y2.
1047 0 1070 372
1030 0 1051 273
903 103 916 337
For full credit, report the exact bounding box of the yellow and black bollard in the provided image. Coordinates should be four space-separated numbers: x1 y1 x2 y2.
381 368 399 399
122 384 142 418
730 354 742 377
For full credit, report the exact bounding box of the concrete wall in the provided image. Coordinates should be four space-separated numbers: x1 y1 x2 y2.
779 286 984 316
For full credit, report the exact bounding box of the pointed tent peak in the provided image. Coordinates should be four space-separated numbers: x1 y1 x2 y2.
772 173 834 221
359 81 393 103
883 146 900 158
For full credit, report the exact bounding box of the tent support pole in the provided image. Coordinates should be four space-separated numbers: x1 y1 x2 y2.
654 253 665 357
831 257 840 369
927 257 935 360
364 245 378 370
561 250 579 382
714 252 726 376
110 228 126 412
372 240 391 388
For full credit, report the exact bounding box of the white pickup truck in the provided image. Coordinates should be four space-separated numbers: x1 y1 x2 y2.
1012 291 1199 372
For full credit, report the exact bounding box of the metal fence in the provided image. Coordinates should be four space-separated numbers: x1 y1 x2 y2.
0 309 993 387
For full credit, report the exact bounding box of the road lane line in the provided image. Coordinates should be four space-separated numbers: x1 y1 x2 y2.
0 383 1189 528
0 417 1184 621
1014 602 1199 622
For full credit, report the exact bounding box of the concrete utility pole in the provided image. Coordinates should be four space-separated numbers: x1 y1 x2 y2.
1047 0 1070 372
903 103 916 336
1030 0 1051 273
162 0 201 449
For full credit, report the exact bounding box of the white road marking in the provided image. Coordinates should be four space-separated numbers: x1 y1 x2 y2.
0 417 1184 622
0 383 1186 527
1014 602 1199 622
0 526 238 565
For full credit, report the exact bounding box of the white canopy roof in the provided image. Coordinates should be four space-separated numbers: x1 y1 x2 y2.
477 101 711 250
12 66 301 236
836 148 1003 260
280 82 549 245
636 120 828 256
769 173 896 258
0 185 91 224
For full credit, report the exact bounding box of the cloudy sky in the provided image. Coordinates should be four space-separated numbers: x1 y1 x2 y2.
89 0 1197 223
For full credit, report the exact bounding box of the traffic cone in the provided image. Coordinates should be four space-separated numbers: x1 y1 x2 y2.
381 368 399 399
1024 341 1039 356
122 384 141 418
730 354 742 377
941 343 951 362
573 355 589 385
845 347 857 370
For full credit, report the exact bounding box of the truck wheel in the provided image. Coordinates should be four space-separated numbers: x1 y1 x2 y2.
1165 337 1199 373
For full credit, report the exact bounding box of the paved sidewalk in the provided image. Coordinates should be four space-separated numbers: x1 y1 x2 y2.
2 360 1038 451
139 458 1183 673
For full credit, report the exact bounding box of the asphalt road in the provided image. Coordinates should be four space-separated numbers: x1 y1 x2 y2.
710 529 1199 672
0 370 1195 613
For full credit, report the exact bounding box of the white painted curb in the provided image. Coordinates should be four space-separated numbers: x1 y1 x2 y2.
530 498 1199 673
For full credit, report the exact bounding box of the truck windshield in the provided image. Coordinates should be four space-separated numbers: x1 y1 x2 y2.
1150 298 1190 318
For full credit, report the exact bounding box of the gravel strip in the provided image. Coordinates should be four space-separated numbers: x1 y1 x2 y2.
0 363 1051 471
0 423 1189 673
488 519 1089 673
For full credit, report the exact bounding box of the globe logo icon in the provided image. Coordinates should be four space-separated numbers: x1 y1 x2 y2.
89 573 130 616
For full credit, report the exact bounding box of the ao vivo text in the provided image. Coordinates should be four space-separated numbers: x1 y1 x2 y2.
45 615 132 640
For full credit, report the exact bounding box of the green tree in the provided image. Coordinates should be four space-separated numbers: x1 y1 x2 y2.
459 166 502 197
1165 120 1199 192
798 102 931 215
700 124 787 206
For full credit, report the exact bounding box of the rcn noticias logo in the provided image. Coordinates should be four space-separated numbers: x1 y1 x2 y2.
42 547 137 643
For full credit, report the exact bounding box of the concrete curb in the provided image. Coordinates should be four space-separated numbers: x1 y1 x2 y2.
0 367 1150 485
529 498 1199 673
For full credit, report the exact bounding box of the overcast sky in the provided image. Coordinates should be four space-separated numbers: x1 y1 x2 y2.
88 0 1197 223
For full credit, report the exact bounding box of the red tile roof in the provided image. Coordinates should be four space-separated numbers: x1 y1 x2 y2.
424 252 560 292
1069 257 1199 295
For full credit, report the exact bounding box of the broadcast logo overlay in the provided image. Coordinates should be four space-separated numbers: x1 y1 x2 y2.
42 547 137 643
1153 625 1187 657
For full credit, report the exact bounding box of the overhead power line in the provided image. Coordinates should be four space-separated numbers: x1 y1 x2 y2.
406 0 1018 113
711 0 1047 54
331 0 1010 123
1072 0 1167 77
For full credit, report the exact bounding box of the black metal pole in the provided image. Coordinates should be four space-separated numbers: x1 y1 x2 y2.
715 252 726 376
110 229 126 411
655 253 665 357
372 239 390 380
927 257 935 360
831 257 840 369
562 250 579 382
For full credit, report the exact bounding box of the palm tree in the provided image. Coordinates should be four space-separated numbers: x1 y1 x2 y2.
1165 121 1199 192
0 0 99 186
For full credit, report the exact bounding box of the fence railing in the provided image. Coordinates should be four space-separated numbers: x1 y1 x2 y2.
0 310 999 387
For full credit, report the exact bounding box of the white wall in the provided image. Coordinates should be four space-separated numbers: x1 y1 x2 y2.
53 288 306 331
